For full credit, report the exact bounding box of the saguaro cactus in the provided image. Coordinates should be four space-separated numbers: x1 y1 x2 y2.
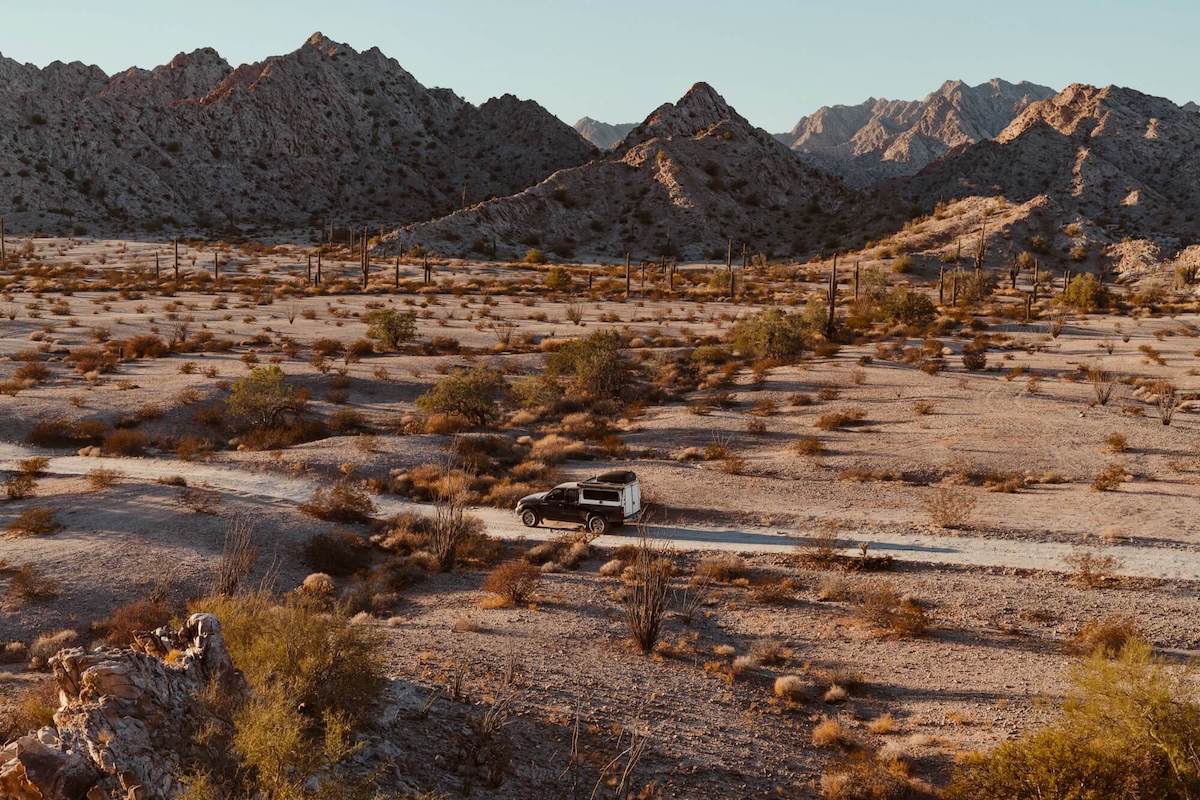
306 254 312 284
625 252 631 299
213 251 219 282
1 215 5 265
174 238 180 281
316 250 323 285
394 256 400 289
826 253 837 339
938 264 945 305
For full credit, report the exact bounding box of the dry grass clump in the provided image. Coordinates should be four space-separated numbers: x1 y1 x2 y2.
868 713 900 735
26 417 107 448
922 487 977 529
482 560 542 606
300 480 376 523
0 678 57 742
695 554 749 583
821 749 933 799
852 583 929 638
92 598 173 646
84 467 123 491
302 531 372 576
1090 462 1127 492
1071 616 1141 657
774 674 809 702
815 408 867 431
102 428 148 456
1103 432 1128 453
812 716 854 748
623 533 673 653
794 435 825 456
5 507 61 537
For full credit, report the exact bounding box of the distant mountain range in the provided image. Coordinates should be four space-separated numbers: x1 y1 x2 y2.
774 79 1057 187
574 117 636 150
2 36 1198 260
0 33 595 234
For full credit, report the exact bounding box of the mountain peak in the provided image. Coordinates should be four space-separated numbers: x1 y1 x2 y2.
620 81 745 149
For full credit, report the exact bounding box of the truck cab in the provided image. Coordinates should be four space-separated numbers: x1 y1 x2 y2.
515 471 641 535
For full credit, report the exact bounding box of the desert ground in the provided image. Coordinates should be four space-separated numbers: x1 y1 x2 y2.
1 235 1198 798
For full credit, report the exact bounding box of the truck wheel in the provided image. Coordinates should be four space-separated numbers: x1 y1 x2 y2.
520 510 540 528
586 515 609 535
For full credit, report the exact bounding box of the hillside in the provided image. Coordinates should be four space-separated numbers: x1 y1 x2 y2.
897 84 1200 247
574 117 637 149
379 83 877 261
778 79 1056 187
0 33 595 235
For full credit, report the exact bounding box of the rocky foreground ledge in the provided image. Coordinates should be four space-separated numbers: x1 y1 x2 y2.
0 614 244 800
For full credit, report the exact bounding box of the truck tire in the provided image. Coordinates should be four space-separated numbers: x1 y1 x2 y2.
586 515 609 535
520 510 540 528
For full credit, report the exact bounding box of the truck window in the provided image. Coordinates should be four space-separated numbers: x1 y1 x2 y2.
582 488 619 502
545 489 562 501
563 489 578 504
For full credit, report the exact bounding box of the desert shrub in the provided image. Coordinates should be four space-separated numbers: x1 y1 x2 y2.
961 345 987 371
301 531 371 576
93 598 173 645
1104 432 1128 453
0 678 57 743
523 248 547 264
544 266 571 289
198 594 383 719
1064 550 1122 588
300 480 376 524
5 507 61 537
102 428 148 456
853 583 928 637
121 335 170 359
482 561 541 605
1062 273 1107 312
226 366 303 430
363 308 417 350
5 565 58 604
794 435 825 456
947 639 1200 800
4 473 36 500
815 408 866 431
731 308 809 359
416 365 505 425
695 555 748 583
26 417 107 448
84 468 122 491
1072 616 1142 658
923 487 977 529
1091 462 1126 492
820 749 932 799
883 288 935 326
546 329 631 399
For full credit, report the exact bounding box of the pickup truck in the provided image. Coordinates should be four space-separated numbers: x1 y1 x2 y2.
515 470 641 535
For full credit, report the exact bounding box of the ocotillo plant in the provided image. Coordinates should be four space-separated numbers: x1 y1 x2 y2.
826 253 837 340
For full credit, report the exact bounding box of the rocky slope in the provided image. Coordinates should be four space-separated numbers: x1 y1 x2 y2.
1184 101 1199 113
574 117 637 150
0 33 595 235
897 84 1200 246
380 83 872 261
778 79 1056 187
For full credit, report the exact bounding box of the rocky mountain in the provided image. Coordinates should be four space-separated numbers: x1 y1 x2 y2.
778 79 1056 187
898 84 1200 245
574 117 637 150
379 83 870 261
0 33 595 235
1184 101 1199 113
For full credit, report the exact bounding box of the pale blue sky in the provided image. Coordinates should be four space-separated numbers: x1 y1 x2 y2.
2 0 1194 131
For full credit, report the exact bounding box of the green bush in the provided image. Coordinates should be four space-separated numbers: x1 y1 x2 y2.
883 288 936 325
546 330 630 399
731 309 809 360
522 248 547 264
544 266 572 289
227 366 303 430
363 308 416 350
948 639 1200 799
416 365 506 425
1063 273 1107 312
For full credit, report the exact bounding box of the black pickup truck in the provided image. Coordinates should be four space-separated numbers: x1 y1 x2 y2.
515 471 641 535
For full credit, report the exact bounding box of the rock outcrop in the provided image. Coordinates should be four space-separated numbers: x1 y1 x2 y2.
0 614 244 800
574 117 636 150
379 82 868 261
777 79 1056 186
0 33 595 235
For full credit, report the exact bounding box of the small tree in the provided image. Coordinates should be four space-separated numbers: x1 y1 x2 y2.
226 366 302 429
544 266 571 289
547 329 630 399
363 308 416 350
883 288 936 325
416 365 505 425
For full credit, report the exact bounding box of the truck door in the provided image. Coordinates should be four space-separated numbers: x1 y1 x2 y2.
561 488 582 522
